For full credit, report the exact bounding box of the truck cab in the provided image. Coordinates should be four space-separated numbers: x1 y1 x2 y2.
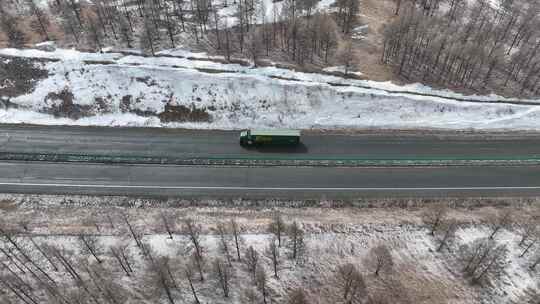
239 129 301 146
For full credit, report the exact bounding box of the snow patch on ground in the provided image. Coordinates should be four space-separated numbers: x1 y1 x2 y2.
1 47 540 130
217 0 338 27
323 66 364 76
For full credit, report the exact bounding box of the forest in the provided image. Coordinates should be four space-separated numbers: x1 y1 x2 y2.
0 0 539 97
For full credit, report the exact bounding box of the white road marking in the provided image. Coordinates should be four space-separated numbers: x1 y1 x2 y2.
0 182 539 191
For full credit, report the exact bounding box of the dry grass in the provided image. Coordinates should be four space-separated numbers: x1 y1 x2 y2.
350 0 400 81
2 196 538 234
1 195 539 304
0 199 17 211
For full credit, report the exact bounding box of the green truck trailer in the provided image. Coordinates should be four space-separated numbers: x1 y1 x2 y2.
239 129 301 146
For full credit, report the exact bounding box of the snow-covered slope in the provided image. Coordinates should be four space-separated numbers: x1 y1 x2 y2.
1 47 540 130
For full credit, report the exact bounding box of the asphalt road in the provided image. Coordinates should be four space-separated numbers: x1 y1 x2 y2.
1 124 540 198
1 124 540 160
1 161 539 198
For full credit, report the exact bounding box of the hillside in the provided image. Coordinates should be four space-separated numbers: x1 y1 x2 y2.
1 0 539 98
1 47 540 130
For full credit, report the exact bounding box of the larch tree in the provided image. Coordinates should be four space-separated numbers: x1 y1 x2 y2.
26 0 50 41
287 221 306 262
265 237 280 278
183 217 205 281
367 244 394 277
212 258 231 298
269 211 286 247
421 203 449 236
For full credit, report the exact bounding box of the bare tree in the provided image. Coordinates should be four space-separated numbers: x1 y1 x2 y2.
518 216 539 246
288 288 309 304
336 0 359 33
520 231 540 258
123 213 143 250
337 37 355 75
79 234 103 264
67 0 83 27
269 211 285 247
247 28 264 66
26 0 50 41
184 260 201 304
110 240 133 276
336 263 367 304
0 14 27 48
460 238 509 284
366 278 411 304
161 212 175 240
28 237 58 272
140 11 158 56
245 245 259 281
265 237 280 278
489 210 513 239
59 1 81 44
394 0 403 15
316 13 339 63
422 203 449 236
146 255 178 304
255 266 269 304
0 227 56 284
529 249 540 270
242 287 259 304
82 260 125 304
82 8 104 52
217 222 233 266
231 218 243 261
287 221 306 262
183 217 205 281
118 13 134 48
435 220 458 252
368 244 394 276
0 274 39 304
212 258 231 297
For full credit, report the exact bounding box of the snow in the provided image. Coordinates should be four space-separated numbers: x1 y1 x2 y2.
466 0 502 10
0 48 123 61
1 47 540 131
456 227 540 303
351 25 369 40
2 197 538 304
323 66 364 76
217 0 338 27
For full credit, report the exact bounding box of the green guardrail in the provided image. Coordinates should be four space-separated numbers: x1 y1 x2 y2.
1 151 540 167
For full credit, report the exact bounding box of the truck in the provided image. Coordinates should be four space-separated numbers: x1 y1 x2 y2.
239 129 301 146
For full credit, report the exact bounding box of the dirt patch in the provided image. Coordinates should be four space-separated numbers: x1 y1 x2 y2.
0 199 17 211
350 0 400 82
94 96 112 113
120 95 158 117
158 103 212 123
135 76 158 86
120 95 133 112
83 60 115 65
44 88 93 119
0 56 49 97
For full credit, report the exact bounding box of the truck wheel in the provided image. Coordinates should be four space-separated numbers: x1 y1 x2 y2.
248 140 253 145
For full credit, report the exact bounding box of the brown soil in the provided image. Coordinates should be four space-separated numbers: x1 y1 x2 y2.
158 103 212 123
0 56 49 97
351 0 400 82
44 88 93 120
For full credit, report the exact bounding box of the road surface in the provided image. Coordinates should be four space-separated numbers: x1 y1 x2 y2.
1 161 539 198
1 125 540 198
1 124 540 161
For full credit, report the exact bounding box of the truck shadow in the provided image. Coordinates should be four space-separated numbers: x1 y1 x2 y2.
242 143 309 153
